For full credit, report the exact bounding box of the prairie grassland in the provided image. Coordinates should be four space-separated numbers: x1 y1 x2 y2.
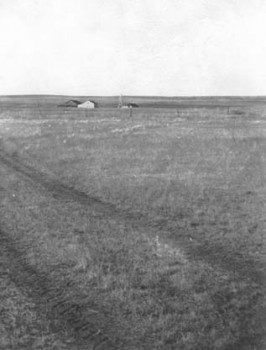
0 104 265 349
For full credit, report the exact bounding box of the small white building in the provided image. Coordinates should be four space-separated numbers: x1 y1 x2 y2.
78 100 97 109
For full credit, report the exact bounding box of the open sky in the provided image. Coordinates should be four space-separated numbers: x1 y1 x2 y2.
0 0 266 96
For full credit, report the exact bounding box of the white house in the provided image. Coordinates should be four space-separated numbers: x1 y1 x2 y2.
78 100 97 109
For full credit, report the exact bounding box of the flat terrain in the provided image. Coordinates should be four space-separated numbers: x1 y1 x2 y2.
0 97 265 349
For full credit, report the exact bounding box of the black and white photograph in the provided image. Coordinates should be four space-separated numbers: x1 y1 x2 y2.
0 1 265 349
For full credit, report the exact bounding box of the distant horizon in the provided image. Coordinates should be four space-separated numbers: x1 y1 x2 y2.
1 94 266 98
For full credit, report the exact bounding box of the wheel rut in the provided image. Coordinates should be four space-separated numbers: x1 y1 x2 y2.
0 148 264 285
0 148 265 349
0 227 120 350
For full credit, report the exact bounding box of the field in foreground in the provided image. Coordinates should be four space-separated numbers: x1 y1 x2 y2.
0 99 265 349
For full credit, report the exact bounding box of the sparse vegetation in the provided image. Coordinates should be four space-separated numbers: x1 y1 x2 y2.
0 97 265 349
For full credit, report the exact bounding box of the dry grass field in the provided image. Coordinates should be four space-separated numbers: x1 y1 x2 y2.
0 97 265 349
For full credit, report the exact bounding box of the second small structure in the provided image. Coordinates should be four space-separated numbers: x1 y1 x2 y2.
78 100 98 109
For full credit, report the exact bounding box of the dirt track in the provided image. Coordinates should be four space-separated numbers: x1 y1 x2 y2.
0 228 80 349
0 226 119 350
0 151 122 349
0 148 265 349
0 149 264 284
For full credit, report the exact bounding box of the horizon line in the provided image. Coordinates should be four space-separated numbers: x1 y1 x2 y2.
1 94 266 98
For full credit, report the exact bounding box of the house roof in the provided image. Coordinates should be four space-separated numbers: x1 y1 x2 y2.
79 100 97 106
58 100 82 107
66 100 82 105
82 100 97 104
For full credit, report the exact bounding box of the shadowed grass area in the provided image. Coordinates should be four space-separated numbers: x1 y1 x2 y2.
0 104 265 349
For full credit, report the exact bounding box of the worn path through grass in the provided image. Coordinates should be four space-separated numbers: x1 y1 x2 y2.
0 148 264 285
0 228 86 350
0 107 266 349
0 146 265 350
